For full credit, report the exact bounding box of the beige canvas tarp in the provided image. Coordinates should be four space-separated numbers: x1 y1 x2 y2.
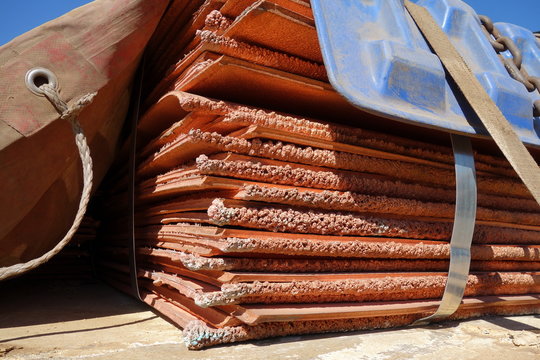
0 0 169 267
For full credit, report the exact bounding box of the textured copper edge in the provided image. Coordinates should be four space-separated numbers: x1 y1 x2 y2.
139 169 540 226
141 267 540 307
196 30 327 81
143 130 530 199
238 183 540 226
204 199 540 244
142 91 513 172
138 223 540 258
138 247 540 272
141 291 540 350
148 153 538 212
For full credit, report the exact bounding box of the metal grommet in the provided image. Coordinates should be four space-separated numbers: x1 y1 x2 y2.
25 67 58 96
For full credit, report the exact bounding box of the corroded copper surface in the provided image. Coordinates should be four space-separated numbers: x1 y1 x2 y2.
136 224 540 260
138 248 540 272
100 1 540 348
142 130 530 199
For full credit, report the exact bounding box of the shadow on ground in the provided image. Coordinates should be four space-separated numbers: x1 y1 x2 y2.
0 277 147 332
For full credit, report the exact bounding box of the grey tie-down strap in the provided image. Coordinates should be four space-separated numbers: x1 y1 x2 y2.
414 134 477 325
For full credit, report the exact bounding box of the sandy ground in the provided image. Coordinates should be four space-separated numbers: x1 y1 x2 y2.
0 279 538 360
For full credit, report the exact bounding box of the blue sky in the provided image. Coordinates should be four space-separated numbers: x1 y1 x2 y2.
0 0 538 46
0 1 92 46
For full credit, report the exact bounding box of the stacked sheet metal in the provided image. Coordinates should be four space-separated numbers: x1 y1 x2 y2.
98 0 540 350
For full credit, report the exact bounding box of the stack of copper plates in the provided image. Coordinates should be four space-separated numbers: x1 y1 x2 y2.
98 0 540 350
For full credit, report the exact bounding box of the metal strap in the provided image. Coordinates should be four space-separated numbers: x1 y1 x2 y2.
414 134 477 325
127 58 145 301
126 0 174 301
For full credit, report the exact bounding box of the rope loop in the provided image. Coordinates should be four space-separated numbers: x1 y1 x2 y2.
0 70 96 281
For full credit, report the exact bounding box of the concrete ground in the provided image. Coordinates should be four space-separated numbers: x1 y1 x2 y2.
0 279 539 360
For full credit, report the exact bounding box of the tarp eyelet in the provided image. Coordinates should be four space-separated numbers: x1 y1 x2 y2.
25 67 58 96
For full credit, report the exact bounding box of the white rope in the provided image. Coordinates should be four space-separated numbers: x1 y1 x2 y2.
0 84 96 281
